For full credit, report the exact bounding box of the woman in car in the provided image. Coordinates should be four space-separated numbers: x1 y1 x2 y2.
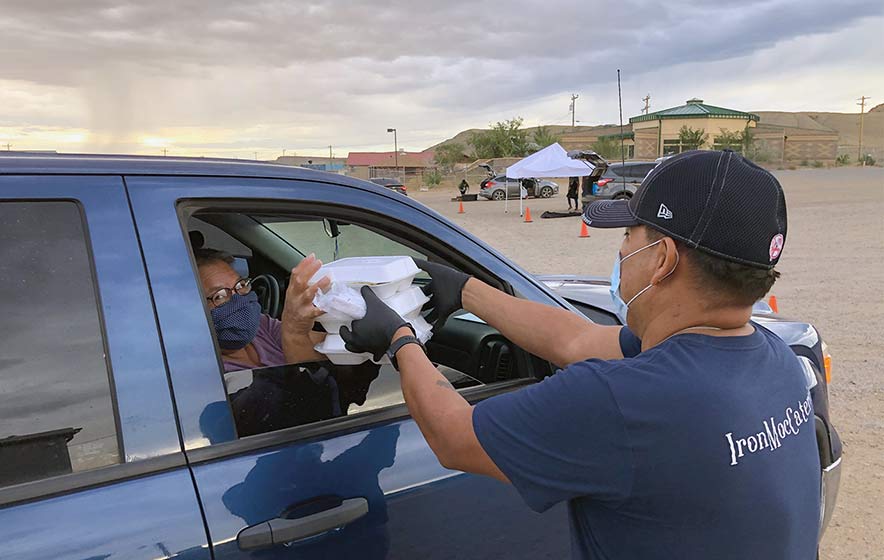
195 248 380 431
195 248 328 372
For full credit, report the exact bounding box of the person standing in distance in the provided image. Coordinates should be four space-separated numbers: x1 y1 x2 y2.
342 150 821 560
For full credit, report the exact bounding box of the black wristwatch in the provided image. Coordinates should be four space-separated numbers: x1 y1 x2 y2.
387 335 427 370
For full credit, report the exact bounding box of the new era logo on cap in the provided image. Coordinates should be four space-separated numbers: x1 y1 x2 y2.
582 150 788 269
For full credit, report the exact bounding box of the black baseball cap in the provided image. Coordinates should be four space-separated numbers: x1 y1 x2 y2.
583 150 787 269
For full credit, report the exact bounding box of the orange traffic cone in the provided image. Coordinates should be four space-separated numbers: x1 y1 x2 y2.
524 207 533 223
768 295 778 313
579 221 590 238
458 201 465 214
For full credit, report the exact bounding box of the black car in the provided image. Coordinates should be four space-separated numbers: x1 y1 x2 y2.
582 161 658 204
369 177 408 196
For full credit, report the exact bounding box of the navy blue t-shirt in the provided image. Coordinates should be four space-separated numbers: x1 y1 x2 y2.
473 323 821 559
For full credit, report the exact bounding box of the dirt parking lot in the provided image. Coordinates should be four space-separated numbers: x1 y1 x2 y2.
411 167 884 559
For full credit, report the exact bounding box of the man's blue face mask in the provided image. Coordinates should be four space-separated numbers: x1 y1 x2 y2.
609 238 678 324
210 292 262 350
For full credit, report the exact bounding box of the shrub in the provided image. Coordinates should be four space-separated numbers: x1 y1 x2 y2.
424 169 442 187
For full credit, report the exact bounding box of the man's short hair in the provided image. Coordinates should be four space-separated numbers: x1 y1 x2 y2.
645 227 779 307
194 248 234 268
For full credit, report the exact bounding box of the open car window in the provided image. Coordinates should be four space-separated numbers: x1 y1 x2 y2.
183 207 534 441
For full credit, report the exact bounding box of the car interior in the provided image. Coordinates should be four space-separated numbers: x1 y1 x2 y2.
181 207 540 438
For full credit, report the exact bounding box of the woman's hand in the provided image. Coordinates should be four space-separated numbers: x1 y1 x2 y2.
281 254 330 338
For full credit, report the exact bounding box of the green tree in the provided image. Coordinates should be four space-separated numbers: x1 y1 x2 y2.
434 143 466 172
678 125 708 151
715 129 743 150
468 117 532 159
591 136 627 160
424 168 443 187
532 125 561 149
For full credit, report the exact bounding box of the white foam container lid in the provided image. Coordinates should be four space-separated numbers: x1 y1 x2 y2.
315 315 433 366
309 256 420 299
315 284 429 333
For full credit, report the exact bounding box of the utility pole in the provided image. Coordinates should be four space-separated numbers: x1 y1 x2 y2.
570 93 579 127
329 145 333 162
254 152 258 161
387 128 398 174
3 143 11 151
162 148 167 157
642 94 651 115
857 96 870 165
282 149 286 158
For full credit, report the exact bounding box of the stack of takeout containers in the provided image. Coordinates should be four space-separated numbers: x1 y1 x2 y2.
309 256 433 365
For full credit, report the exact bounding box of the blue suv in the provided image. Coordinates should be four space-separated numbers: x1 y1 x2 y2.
0 154 840 559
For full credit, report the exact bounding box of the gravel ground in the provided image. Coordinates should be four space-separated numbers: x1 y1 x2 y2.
411 167 884 559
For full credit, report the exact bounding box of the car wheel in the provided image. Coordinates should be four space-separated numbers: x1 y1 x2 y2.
491 190 505 201
540 186 554 198
613 193 632 200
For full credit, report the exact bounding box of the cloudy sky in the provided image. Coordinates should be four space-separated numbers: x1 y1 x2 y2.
1 0 882 158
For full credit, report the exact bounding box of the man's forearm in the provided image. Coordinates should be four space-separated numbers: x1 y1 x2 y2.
461 278 621 367
394 329 508 482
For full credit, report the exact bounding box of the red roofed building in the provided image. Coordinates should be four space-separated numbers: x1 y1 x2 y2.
346 149 436 179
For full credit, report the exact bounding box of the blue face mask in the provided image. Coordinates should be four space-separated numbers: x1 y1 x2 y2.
210 292 262 350
609 239 678 325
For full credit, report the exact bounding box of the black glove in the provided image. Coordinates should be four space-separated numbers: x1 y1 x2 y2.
340 286 413 362
414 259 471 330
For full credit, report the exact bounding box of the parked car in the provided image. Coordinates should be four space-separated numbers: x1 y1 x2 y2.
368 177 407 196
479 175 559 200
0 153 839 559
581 160 658 205
537 274 841 540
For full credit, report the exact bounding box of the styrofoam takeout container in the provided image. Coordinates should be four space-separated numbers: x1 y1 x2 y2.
309 256 420 299
384 285 430 318
316 285 429 333
315 334 376 366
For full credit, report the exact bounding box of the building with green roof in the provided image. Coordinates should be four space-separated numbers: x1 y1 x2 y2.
630 98 760 159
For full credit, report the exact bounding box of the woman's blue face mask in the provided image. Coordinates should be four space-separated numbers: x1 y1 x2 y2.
210 292 262 350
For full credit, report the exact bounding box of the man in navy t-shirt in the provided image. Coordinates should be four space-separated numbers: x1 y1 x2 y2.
342 150 821 559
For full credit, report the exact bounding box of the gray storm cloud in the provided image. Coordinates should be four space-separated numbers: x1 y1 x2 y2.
0 0 882 153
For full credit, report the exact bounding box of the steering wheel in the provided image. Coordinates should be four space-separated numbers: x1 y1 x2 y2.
251 274 281 318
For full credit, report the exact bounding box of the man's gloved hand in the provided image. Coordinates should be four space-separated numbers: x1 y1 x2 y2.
340 286 413 362
414 259 471 330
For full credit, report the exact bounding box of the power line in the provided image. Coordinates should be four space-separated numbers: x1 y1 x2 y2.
569 93 579 128
857 95 870 164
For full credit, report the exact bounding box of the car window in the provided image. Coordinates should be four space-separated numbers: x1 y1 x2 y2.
183 208 530 441
608 166 627 178
0 202 121 488
634 163 656 177
259 216 425 264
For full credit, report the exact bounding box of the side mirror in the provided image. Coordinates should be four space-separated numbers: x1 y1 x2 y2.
323 219 340 239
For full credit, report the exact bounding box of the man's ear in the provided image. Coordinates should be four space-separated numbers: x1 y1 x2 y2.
650 237 679 286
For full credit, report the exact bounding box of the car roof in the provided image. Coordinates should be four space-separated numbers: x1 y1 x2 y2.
369 177 404 186
609 160 656 168
0 152 353 183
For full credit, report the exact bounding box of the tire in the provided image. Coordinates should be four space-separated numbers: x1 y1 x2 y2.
613 193 632 200
491 190 506 201
539 186 554 198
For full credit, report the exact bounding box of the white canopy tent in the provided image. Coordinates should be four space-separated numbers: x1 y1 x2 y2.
506 142 596 179
504 143 597 216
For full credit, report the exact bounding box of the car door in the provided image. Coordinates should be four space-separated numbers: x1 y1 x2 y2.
126 174 572 559
0 175 209 559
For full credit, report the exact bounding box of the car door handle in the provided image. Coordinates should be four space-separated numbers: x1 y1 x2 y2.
237 497 369 550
